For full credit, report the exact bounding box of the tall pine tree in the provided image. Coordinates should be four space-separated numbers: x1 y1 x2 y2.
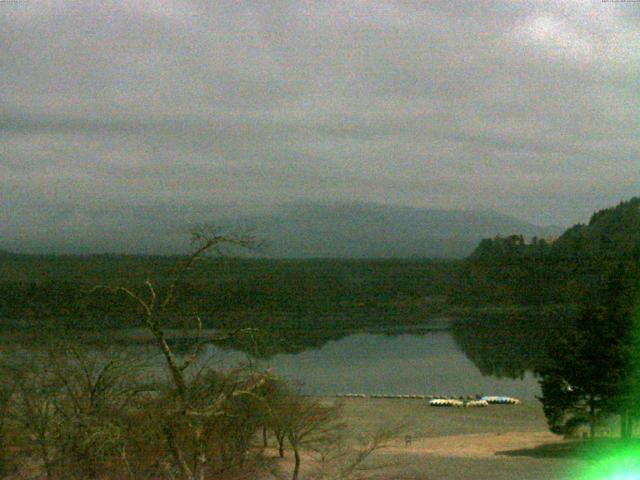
537 261 637 438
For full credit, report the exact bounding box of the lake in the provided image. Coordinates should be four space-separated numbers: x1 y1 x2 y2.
203 330 541 399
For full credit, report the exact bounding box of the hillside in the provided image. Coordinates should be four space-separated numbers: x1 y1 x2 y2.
452 197 640 306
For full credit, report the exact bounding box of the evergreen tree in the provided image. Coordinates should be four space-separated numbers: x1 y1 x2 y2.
537 261 639 438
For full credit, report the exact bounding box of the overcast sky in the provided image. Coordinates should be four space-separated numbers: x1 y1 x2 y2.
1 0 639 250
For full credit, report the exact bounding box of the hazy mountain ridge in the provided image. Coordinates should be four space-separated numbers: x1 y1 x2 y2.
242 202 562 258
1 202 562 258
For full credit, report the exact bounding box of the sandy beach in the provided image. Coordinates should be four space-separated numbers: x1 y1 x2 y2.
269 398 586 480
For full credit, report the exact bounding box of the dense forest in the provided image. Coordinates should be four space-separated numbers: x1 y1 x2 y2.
452 197 640 307
452 198 640 438
0 255 459 334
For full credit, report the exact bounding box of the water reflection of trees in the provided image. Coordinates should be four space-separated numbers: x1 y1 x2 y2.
210 307 581 379
181 306 582 384
451 306 577 379
209 325 443 359
210 328 354 358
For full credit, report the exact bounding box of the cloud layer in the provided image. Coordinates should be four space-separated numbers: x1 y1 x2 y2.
1 0 639 251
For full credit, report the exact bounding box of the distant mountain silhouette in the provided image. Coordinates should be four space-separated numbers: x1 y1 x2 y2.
239 202 563 258
0 201 563 258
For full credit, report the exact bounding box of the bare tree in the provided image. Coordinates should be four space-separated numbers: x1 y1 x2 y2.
259 376 293 458
47 345 151 479
8 353 60 480
283 396 343 480
308 422 406 480
2 342 152 480
93 226 264 480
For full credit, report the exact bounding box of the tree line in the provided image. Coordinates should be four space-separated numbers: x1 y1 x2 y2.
0 256 457 333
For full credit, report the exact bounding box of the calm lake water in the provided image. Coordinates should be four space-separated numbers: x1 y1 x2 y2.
203 331 540 399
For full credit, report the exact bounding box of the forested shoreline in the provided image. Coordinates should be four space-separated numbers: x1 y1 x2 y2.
1 199 639 335
453 198 640 308
452 198 640 440
0 256 458 333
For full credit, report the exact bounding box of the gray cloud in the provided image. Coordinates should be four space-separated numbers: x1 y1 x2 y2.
1 0 639 251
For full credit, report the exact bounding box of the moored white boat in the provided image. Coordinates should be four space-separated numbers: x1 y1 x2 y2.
481 396 520 405
464 399 489 407
428 398 464 407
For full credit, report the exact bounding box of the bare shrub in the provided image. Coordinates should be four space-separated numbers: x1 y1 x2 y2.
8 352 60 479
0 366 15 477
283 396 344 480
308 422 406 480
47 346 151 479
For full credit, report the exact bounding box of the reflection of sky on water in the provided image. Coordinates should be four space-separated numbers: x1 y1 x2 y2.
202 332 540 398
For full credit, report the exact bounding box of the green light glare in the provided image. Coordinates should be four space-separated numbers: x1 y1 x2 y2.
579 444 640 480
577 300 640 480
631 300 640 413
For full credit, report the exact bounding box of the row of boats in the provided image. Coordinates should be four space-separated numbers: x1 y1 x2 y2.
334 393 521 406
428 396 520 407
